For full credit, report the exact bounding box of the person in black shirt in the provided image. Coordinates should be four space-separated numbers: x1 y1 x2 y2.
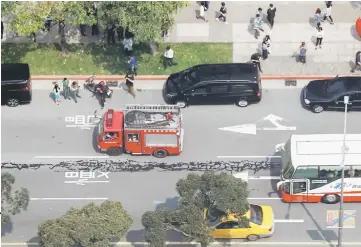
267 4 277 28
216 2 228 24
351 51 361 73
251 53 263 73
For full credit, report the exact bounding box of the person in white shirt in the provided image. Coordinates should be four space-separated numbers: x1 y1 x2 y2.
315 26 324 50
123 36 133 56
322 3 334 24
197 2 208 22
163 46 177 69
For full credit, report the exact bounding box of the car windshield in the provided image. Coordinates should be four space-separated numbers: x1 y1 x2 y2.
98 120 104 135
249 204 263 225
206 207 222 227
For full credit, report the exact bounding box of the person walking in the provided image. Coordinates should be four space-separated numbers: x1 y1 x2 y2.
69 81 80 103
253 14 263 39
256 7 263 19
128 55 137 76
62 78 70 100
107 24 116 43
197 2 208 22
351 51 361 73
314 8 322 28
216 2 228 24
251 53 263 73
298 42 307 64
262 35 271 60
80 24 87 36
123 36 133 56
267 4 276 28
315 26 324 50
53 84 61 105
322 3 334 24
163 46 178 69
125 73 136 98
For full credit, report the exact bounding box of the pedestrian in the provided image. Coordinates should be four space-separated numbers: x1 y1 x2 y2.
256 7 263 19
262 35 271 60
125 73 136 98
298 42 307 64
267 3 276 28
70 81 80 103
128 55 137 76
91 3 99 36
80 24 87 36
116 24 124 41
216 2 228 24
44 16 52 32
163 46 178 69
250 53 263 73
314 8 322 28
197 2 208 22
351 51 361 73
107 24 116 43
253 14 263 39
315 26 324 50
53 83 61 105
30 32 36 43
322 3 334 24
123 36 133 56
62 77 70 100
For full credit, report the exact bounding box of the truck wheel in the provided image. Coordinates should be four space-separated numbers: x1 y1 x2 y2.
247 234 260 241
106 147 122 156
7 98 19 107
153 149 168 158
322 194 340 204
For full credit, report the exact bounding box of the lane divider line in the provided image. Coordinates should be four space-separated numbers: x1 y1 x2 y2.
34 156 109 159
274 219 304 223
217 156 281 159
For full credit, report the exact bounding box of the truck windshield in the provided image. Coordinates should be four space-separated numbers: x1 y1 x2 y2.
98 121 104 135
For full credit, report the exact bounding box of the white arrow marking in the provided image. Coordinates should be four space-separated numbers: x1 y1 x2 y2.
275 143 285 152
262 114 296 130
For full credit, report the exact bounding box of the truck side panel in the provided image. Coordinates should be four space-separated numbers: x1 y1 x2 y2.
145 134 178 147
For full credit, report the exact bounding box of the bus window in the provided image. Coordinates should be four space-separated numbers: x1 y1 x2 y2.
319 166 341 179
292 181 307 194
293 166 318 179
347 166 361 177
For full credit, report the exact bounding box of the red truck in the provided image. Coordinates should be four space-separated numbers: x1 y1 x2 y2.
96 104 184 158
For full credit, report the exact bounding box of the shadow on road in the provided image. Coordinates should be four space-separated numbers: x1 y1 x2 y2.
26 236 40 247
1 221 13 236
126 228 146 245
350 25 361 42
350 1 361 10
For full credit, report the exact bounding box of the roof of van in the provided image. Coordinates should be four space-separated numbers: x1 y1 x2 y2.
195 63 258 82
289 134 361 167
1 63 30 82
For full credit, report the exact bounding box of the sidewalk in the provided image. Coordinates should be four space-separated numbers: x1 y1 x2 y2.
2 1 361 75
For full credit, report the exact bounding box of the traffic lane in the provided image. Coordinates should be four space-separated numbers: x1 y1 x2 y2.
3 89 361 163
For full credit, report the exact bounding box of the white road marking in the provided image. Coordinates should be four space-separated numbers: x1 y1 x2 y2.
66 124 97 128
248 176 280 180
274 219 304 223
217 155 281 159
30 197 108 201
34 156 109 159
64 180 110 184
248 197 282 200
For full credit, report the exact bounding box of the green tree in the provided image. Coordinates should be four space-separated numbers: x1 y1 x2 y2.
142 172 249 247
97 1 189 43
1 172 30 225
38 200 133 247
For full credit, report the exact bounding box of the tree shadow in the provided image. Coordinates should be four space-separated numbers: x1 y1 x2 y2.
126 229 147 246
350 1 361 9
155 197 179 210
350 25 361 41
1 43 38 63
1 220 13 236
26 236 40 246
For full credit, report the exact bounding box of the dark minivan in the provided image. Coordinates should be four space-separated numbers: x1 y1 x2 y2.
163 63 262 108
302 76 361 113
1 63 32 107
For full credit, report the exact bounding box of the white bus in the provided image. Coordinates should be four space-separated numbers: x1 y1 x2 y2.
277 134 361 204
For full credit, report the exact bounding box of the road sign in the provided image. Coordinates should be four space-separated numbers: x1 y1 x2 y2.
326 210 356 228
219 114 296 135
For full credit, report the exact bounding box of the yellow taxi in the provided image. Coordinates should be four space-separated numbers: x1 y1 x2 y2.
204 204 275 241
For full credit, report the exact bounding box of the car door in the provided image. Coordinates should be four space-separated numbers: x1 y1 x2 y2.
207 83 230 104
183 84 208 105
329 94 351 111
350 92 361 110
212 221 248 239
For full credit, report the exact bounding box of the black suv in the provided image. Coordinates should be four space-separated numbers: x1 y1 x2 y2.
163 63 262 108
1 63 32 107
302 76 361 113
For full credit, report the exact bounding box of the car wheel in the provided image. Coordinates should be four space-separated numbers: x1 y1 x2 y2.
236 99 249 107
106 147 123 156
175 101 187 108
247 234 260 241
153 149 168 158
7 98 20 107
322 194 340 204
311 105 324 113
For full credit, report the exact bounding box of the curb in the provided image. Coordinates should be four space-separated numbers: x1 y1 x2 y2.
31 74 360 81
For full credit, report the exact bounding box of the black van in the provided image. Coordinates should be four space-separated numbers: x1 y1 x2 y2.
162 63 262 107
302 76 361 113
1 63 32 107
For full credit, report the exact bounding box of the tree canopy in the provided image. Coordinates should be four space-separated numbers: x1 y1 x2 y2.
142 172 249 247
1 172 30 226
38 200 133 247
2 1 189 42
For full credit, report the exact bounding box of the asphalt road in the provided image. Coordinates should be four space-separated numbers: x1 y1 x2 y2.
2 88 361 245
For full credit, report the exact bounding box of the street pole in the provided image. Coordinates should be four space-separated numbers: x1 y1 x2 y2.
337 95 349 247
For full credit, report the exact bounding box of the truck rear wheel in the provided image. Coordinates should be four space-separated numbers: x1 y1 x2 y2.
106 147 123 156
153 149 168 158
